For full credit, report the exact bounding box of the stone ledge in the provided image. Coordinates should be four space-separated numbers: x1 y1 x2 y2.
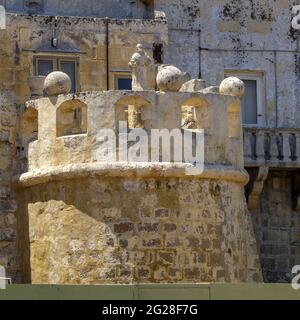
14 162 249 188
245 161 300 168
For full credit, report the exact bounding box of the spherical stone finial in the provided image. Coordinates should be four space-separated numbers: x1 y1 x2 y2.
44 71 71 97
219 77 245 98
156 65 191 92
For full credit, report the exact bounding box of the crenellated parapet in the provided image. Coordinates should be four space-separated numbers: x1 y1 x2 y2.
15 54 262 284
23 89 245 182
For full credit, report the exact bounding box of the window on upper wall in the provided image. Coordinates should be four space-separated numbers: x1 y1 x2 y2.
114 74 132 90
34 57 78 93
224 72 264 126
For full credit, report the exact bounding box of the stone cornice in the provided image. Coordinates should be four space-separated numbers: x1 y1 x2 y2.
14 162 249 188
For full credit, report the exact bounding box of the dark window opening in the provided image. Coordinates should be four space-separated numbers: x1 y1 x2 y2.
35 57 78 93
60 60 76 94
37 59 54 77
116 76 132 90
153 43 163 64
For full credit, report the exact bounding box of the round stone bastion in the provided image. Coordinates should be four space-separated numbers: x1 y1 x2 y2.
15 90 262 284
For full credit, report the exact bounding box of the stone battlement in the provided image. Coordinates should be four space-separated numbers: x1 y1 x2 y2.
24 89 244 176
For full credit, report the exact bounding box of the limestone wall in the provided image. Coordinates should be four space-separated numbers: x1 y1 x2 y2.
0 1 298 283
1 0 152 19
17 175 261 284
252 170 300 283
152 0 300 284
0 92 19 282
3 14 167 105
0 14 167 281
155 0 300 127
0 14 20 281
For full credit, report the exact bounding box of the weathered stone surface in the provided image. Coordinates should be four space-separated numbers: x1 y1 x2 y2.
0 12 167 281
22 90 245 171
44 72 72 97
15 84 261 284
6 0 152 19
1 1 297 285
251 170 300 283
28 76 46 98
17 176 261 284
219 77 245 98
200 86 219 94
156 65 191 92
179 79 206 92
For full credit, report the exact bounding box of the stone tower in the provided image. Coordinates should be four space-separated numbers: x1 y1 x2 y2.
15 51 262 284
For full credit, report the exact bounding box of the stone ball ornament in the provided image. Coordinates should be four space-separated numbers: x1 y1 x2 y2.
44 71 72 97
156 64 191 92
219 77 245 98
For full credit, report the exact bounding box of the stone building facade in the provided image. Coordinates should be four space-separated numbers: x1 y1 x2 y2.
0 0 299 283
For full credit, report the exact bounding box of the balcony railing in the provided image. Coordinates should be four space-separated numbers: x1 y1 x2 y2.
243 127 300 167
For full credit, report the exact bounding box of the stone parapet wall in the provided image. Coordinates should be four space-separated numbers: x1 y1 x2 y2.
25 90 244 170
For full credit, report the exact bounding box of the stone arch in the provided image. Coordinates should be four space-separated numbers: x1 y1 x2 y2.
56 99 87 137
22 107 38 143
180 96 208 130
114 95 151 131
20 106 38 171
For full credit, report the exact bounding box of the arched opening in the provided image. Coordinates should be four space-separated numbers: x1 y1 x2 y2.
20 107 38 171
115 95 151 132
178 97 208 166
22 107 38 143
180 96 208 130
56 100 87 137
